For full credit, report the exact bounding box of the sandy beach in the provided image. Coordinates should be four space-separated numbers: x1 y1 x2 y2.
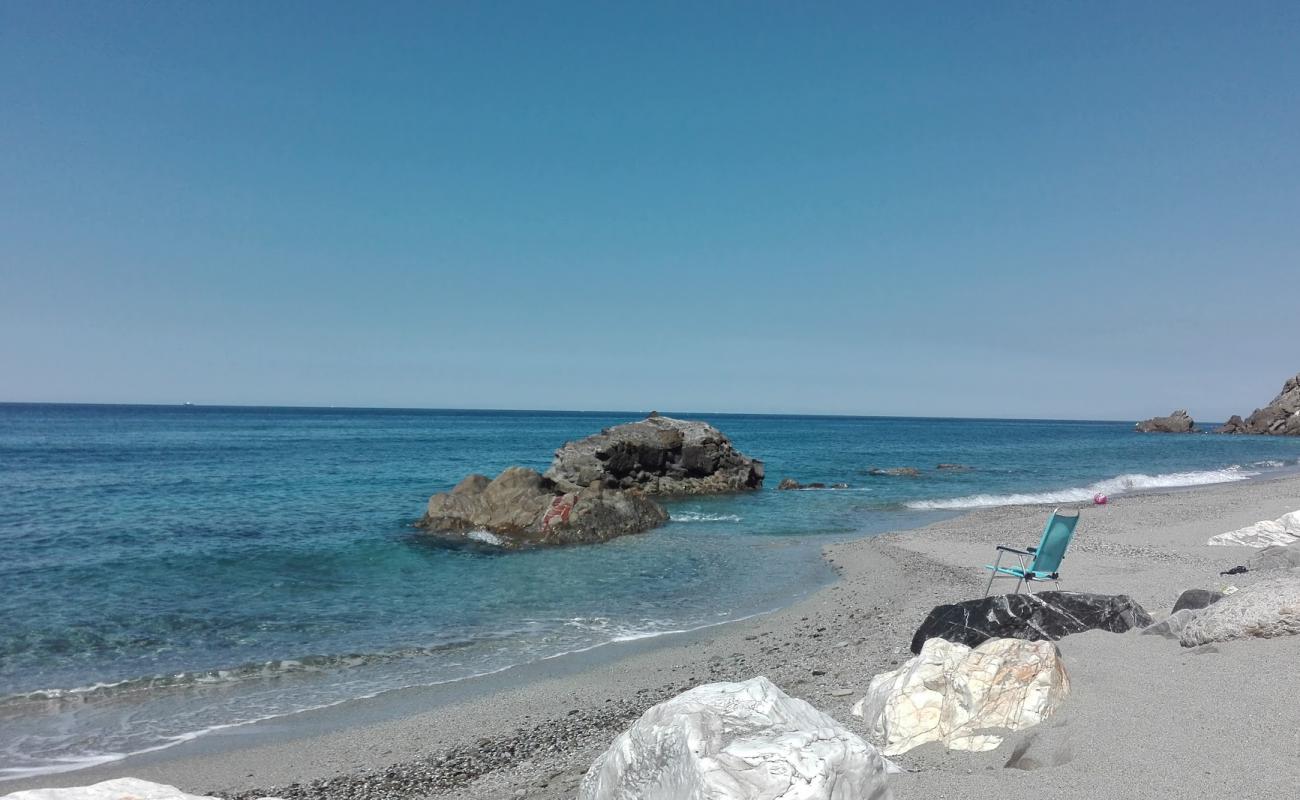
7 473 1300 800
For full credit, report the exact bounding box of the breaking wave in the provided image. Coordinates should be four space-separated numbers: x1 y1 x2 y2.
906 467 1257 510
670 512 742 523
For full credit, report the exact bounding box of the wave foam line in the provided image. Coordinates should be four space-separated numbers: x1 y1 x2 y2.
670 512 742 523
906 467 1257 510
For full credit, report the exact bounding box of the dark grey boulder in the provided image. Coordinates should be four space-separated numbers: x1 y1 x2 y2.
1135 410 1196 433
910 591 1155 654
1172 588 1225 613
544 416 763 495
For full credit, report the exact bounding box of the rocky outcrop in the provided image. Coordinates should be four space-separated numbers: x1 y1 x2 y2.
545 416 764 496
578 676 892 800
2 779 283 800
1172 588 1225 613
852 637 1070 755
778 477 802 490
419 467 668 549
1134 409 1195 433
868 467 920 478
1207 510 1300 548
1216 373 1300 435
936 463 972 471
910 592 1154 654
1179 575 1300 646
1217 414 1248 434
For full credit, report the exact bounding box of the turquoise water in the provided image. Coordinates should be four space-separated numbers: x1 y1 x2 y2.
3 404 1300 778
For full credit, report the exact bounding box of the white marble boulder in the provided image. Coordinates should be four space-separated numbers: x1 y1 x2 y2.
1249 544 1300 572
852 637 1070 755
577 676 892 800
1207 510 1300 548
1179 575 1300 646
2 779 282 800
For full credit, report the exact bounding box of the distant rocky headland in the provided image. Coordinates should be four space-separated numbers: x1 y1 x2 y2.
1217 373 1300 435
418 415 763 548
1136 372 1300 436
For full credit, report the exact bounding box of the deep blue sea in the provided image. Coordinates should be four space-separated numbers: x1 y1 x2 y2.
4 403 1300 778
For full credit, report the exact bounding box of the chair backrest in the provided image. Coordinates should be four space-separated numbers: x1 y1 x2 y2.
1029 508 1079 575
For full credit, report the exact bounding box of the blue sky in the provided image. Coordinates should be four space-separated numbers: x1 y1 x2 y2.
2 2 1297 418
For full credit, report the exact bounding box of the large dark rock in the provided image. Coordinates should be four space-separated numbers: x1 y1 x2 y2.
909 591 1155 654
1135 410 1196 433
1172 588 1225 613
419 466 668 549
544 416 764 495
1216 373 1300 435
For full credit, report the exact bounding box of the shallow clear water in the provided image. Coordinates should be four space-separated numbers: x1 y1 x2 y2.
3 404 1299 777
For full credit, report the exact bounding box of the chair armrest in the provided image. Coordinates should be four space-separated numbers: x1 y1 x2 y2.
995 545 1035 556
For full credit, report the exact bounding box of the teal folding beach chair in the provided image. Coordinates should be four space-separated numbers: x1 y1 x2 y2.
983 507 1080 596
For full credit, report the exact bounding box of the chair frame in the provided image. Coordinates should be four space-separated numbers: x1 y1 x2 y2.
983 507 1078 596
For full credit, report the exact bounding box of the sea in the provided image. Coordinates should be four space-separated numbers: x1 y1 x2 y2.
3 403 1300 779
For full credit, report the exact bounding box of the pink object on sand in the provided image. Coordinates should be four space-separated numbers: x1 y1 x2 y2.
1093 493 1108 505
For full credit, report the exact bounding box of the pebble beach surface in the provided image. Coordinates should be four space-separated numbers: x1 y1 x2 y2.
8 474 1300 800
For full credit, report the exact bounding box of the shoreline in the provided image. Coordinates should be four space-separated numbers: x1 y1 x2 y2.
7 472 1300 798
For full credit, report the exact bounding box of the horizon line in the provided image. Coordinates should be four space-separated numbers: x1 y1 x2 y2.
0 399 1198 425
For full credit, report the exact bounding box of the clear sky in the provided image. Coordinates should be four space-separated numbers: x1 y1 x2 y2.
2 2 1297 419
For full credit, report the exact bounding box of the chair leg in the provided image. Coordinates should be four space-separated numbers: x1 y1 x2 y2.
1014 575 1024 594
984 569 997 597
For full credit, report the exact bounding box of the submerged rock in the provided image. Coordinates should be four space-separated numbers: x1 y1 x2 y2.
1179 575 1300 646
578 676 892 800
868 467 921 478
936 463 973 471
778 477 802 490
852 637 1070 755
545 415 764 495
1216 373 1300 435
910 591 1154 654
2 779 283 800
419 467 668 549
1135 409 1196 433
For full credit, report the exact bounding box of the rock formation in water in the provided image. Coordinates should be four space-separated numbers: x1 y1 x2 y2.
852 637 1070 755
868 467 921 477
1217 373 1300 435
544 415 764 495
419 466 668 549
1134 409 1196 433
578 676 892 800
909 592 1154 654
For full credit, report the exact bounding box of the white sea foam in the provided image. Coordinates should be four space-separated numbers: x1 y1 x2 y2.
670 512 742 523
466 529 506 546
906 467 1257 510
